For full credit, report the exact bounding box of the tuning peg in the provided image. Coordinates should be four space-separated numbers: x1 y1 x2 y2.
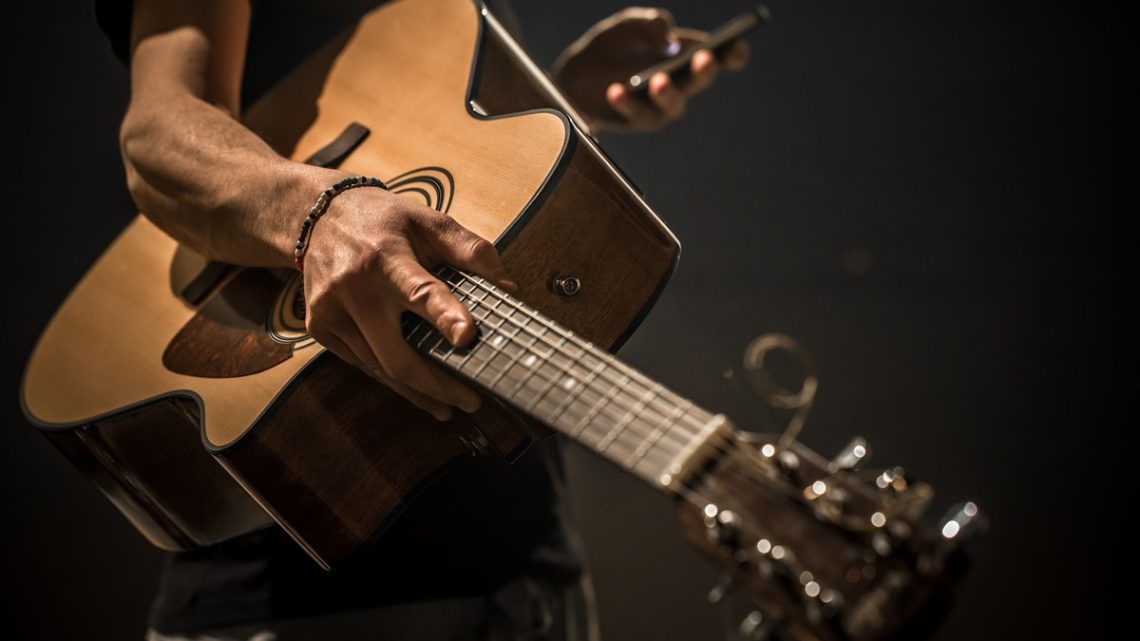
874 466 909 492
703 504 744 552
939 501 985 542
829 436 870 472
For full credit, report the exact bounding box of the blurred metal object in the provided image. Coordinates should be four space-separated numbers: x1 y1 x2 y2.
830 436 871 472
742 333 818 449
939 501 985 542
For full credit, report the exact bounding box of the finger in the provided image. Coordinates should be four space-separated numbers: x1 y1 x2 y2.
624 7 677 37
338 323 467 421
347 250 483 410
316 326 455 421
607 82 668 131
648 72 685 120
346 290 483 414
681 48 719 96
615 7 677 55
721 38 750 72
417 214 517 292
378 242 475 346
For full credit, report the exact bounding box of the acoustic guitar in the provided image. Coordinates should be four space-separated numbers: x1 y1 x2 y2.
21 1 975 639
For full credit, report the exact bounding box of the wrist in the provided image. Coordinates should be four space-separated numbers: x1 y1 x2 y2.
270 163 354 265
288 170 389 272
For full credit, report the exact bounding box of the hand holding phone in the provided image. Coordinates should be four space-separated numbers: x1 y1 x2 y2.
625 6 770 94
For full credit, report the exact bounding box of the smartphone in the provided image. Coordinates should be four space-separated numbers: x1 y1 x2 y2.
626 5 771 92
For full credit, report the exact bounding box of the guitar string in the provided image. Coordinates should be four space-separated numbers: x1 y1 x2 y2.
431 272 826 503
410 272 710 465
404 289 688 472
439 269 715 440
411 272 781 493
411 306 688 473
393 270 815 509
403 298 836 527
442 271 762 474
402 275 704 463
427 271 752 475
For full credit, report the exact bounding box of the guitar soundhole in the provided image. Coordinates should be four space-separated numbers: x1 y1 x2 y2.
163 269 295 378
267 273 313 346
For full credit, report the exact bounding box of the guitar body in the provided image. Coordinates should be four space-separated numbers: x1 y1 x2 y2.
22 0 678 566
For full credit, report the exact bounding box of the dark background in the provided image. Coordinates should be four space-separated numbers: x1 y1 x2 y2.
2 1 1128 639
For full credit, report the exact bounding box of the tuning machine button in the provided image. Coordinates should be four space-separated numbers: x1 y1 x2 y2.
874 466 909 492
939 501 984 542
704 504 744 553
829 436 870 472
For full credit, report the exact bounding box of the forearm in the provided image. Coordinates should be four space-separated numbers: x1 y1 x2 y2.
120 90 338 267
121 4 342 268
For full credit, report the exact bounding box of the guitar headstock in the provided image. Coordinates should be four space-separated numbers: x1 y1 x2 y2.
675 336 982 640
678 432 980 640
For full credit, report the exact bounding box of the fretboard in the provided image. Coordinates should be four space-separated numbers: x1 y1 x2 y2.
402 268 718 489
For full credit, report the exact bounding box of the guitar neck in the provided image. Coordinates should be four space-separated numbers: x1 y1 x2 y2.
403 267 722 491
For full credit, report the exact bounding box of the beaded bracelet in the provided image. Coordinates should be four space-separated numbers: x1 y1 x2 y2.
293 175 387 271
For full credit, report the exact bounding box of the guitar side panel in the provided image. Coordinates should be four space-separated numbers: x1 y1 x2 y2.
42 398 272 551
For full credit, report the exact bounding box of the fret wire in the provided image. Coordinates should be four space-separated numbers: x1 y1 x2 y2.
447 272 696 411
498 308 546 402
627 398 692 470
483 307 530 390
435 276 698 457
448 272 712 436
597 384 659 453
570 377 624 440
498 309 558 406
464 328 660 449
422 281 491 371
544 344 601 425
465 296 513 380
522 325 570 414
590 372 632 448
440 319 683 462
306 271 695 479
454 284 500 371
422 270 712 466
589 388 678 467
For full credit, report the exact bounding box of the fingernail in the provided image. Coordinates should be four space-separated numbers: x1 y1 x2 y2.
607 83 626 103
500 279 519 292
450 320 469 344
650 72 670 94
434 407 453 422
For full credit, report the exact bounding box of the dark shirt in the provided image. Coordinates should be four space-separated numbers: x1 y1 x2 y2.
93 0 579 633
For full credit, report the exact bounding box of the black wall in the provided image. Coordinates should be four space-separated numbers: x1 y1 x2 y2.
3 1 1127 639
